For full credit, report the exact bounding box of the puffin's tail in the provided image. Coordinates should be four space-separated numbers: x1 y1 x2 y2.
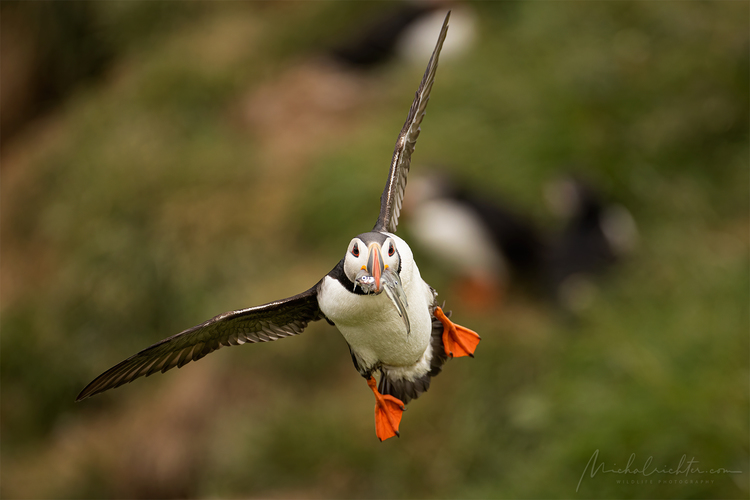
377 308 450 404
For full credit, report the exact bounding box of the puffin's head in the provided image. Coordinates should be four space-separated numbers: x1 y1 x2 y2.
343 231 410 332
344 232 400 294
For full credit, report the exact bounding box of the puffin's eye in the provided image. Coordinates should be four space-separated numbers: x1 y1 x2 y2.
388 243 395 257
352 243 359 257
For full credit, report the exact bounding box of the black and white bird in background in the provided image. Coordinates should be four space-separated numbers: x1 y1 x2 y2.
403 172 547 310
328 2 477 70
544 175 639 312
77 12 480 442
404 172 638 313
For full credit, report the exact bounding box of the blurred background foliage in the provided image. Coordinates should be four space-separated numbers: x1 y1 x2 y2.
1 1 747 498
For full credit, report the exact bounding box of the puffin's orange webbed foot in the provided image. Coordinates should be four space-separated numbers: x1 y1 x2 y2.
367 377 404 442
435 306 481 358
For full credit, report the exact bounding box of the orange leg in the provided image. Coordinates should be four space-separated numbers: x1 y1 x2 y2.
435 306 481 358
367 377 405 441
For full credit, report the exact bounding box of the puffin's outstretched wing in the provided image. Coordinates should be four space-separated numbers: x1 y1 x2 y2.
77 284 322 401
373 11 450 234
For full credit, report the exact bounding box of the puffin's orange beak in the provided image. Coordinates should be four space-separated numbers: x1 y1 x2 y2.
366 243 384 293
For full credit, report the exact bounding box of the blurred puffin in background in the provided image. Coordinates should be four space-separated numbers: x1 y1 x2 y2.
544 175 638 312
404 172 546 310
328 1 477 70
404 172 638 313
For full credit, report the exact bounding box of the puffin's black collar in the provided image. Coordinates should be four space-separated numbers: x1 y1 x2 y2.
329 259 369 295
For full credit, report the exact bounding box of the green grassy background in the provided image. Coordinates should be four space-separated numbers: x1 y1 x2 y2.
1 2 747 498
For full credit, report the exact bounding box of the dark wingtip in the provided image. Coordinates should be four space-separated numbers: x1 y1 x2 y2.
75 387 89 402
75 387 94 402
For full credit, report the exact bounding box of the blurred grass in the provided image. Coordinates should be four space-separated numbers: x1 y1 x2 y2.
1 1 748 499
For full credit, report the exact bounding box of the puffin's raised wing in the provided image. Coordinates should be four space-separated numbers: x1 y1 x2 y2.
77 284 322 401
373 11 450 234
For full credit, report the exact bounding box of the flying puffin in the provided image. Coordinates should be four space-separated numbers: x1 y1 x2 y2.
76 11 480 442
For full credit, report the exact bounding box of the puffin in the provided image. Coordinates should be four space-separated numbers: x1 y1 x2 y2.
76 11 480 442
328 4 477 71
329 3 436 68
405 171 547 308
544 175 638 310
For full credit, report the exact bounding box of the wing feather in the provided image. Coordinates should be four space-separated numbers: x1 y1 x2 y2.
373 11 450 233
76 284 322 401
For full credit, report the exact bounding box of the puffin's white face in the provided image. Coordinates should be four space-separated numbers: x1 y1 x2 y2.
342 232 411 334
344 234 401 293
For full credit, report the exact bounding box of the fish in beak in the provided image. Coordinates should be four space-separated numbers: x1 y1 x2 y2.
354 243 410 335
381 268 410 335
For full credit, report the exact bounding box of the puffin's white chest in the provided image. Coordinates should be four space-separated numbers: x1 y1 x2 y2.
319 237 434 369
